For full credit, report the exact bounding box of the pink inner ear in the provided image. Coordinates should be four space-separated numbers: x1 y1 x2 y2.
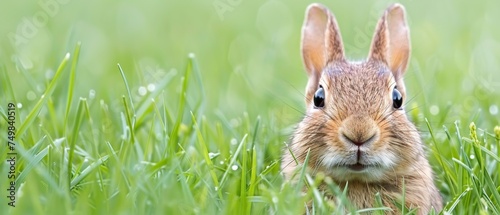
368 4 410 77
367 15 389 64
386 5 410 76
301 4 330 105
301 4 329 77
301 3 346 77
324 12 345 64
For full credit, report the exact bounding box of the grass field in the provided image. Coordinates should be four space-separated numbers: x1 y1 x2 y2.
1 0 499 214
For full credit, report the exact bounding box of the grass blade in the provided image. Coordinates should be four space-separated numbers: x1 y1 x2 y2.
1 64 17 105
191 111 223 199
63 42 81 133
166 55 194 155
70 155 110 189
220 134 248 190
17 53 71 138
67 98 87 186
117 63 136 125
16 137 48 184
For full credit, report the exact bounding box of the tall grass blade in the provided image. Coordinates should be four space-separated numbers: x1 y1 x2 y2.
17 53 70 138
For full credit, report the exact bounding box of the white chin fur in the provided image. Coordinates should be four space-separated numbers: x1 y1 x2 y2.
319 150 398 182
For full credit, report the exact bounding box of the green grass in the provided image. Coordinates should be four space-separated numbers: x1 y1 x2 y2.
1 0 500 214
1 46 499 214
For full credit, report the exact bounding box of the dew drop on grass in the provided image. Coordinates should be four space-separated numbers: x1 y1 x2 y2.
89 89 96 99
26 91 36 101
430 105 440 115
272 196 279 204
37 85 45 92
231 165 238 171
214 186 219 191
45 69 54 80
220 161 224 165
208 152 219 159
147 83 156 92
230 138 238 145
489 105 498 115
470 154 475 160
138 86 147 96
17 103 23 108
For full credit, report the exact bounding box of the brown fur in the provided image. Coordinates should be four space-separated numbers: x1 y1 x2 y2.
281 3 442 214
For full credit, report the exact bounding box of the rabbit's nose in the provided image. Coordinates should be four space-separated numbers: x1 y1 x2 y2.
341 132 376 146
338 114 379 146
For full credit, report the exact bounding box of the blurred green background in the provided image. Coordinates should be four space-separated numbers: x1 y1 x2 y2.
1 0 499 137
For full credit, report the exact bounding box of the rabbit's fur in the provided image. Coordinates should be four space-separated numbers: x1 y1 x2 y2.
281 3 442 214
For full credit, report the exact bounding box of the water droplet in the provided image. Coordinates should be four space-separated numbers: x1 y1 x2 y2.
214 186 219 191
147 83 156 92
37 85 45 92
26 91 36 101
230 119 239 127
219 161 224 165
208 152 219 159
89 89 96 99
230 138 237 145
470 154 475 160
231 165 238 171
272 197 279 203
16 103 23 108
430 105 439 115
138 86 147 96
45 69 54 80
489 105 498 115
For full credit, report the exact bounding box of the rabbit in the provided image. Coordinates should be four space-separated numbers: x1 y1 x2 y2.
281 3 443 214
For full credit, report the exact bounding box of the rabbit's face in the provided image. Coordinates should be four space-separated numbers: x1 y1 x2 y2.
288 3 423 183
298 61 418 182
282 4 444 212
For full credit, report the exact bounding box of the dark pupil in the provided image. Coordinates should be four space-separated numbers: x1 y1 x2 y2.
314 86 325 108
392 88 403 109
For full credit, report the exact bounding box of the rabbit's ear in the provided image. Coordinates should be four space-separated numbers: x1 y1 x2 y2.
368 4 410 79
301 4 345 102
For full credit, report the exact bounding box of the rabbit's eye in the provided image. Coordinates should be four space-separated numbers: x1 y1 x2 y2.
392 87 403 109
313 85 325 108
